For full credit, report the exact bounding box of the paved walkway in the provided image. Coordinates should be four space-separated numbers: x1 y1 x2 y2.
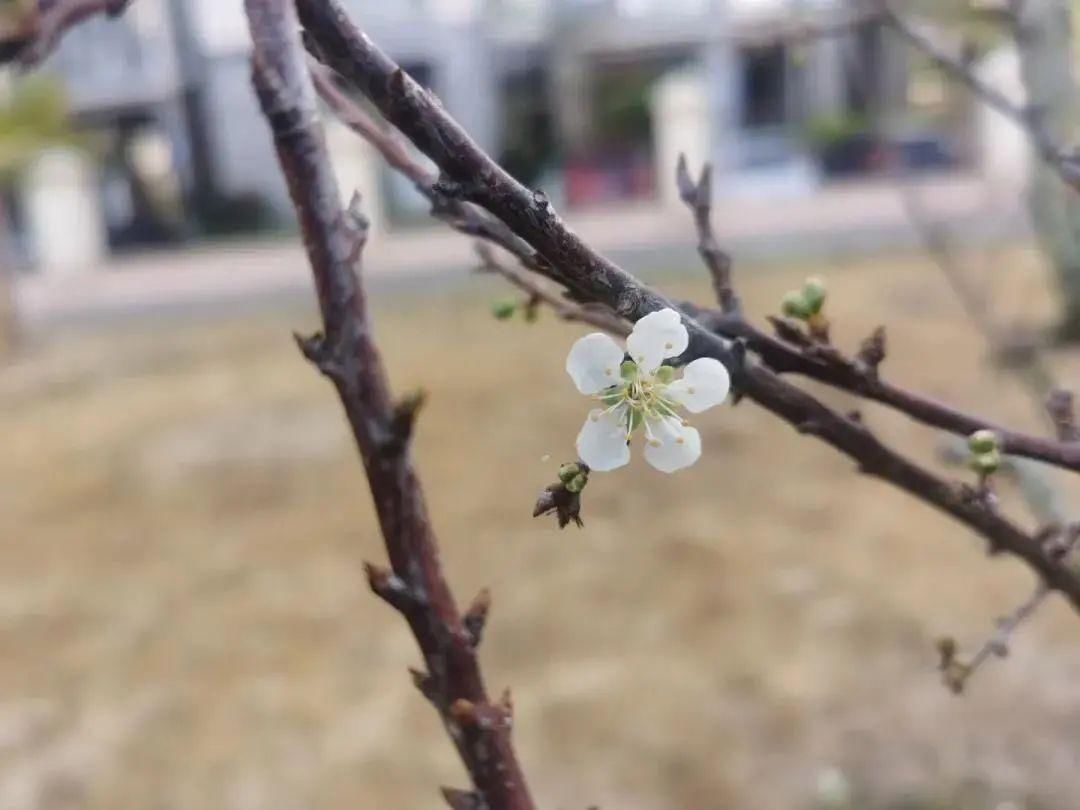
17 173 1024 325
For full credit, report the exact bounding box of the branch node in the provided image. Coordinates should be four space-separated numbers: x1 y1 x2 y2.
409 667 439 706
293 331 344 379
856 325 887 377
463 588 492 648
363 561 425 613
441 787 486 810
380 389 427 454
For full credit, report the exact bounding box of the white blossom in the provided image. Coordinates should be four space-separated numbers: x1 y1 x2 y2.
565 308 730 473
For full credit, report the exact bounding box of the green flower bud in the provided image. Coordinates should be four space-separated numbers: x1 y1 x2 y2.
654 365 676 384
620 360 638 380
781 290 811 320
969 449 1002 476
558 462 581 484
968 429 999 455
802 277 827 314
490 299 517 320
565 471 588 494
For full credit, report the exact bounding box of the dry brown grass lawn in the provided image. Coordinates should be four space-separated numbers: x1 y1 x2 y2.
2 248 1080 810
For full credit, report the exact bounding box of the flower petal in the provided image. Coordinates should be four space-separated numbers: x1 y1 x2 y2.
643 416 701 473
666 357 731 413
566 333 625 394
577 407 631 472
626 308 689 372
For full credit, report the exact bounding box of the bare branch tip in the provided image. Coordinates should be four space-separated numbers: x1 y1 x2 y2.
363 561 421 612
441 787 485 810
409 667 439 705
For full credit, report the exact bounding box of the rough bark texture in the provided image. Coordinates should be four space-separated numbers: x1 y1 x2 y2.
245 2 535 807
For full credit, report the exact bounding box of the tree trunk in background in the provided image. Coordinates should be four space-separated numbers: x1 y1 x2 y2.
1016 0 1080 339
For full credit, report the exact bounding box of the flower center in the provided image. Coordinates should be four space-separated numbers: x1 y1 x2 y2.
597 363 683 440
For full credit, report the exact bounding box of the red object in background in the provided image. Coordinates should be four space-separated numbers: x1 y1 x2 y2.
564 150 656 206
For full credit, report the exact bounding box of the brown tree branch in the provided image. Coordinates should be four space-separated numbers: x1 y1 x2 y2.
672 160 1080 473
1 0 132 66
297 0 1080 612
675 155 738 314
244 1 534 807
898 179 1080 688
880 1 1080 191
474 243 630 336
938 582 1050 693
692 302 1080 472
310 62 556 282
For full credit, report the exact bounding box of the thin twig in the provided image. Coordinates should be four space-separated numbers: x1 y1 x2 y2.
245 2 534 807
881 1 1080 191
900 178 1080 688
675 154 738 314
938 582 1050 693
2 0 132 66
299 0 1080 611
475 243 630 336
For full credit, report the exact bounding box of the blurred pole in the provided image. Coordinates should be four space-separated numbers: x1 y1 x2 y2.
1015 0 1080 340
0 192 19 358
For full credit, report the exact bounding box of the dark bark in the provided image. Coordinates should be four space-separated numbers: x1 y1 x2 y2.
245 2 535 807
299 0 1080 611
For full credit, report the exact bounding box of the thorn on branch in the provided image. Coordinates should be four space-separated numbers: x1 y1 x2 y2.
363 561 425 613
409 667 439 706
441 787 486 810
293 331 345 380
382 389 427 454
856 326 887 377
463 588 492 648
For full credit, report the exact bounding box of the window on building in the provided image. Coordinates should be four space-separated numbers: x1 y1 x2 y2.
741 44 786 129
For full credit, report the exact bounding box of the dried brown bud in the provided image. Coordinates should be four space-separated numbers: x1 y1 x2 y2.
449 699 478 724
533 471 585 529
856 325 887 375
440 787 484 810
463 588 492 647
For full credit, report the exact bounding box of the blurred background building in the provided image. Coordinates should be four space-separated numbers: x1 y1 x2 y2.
6 0 982 274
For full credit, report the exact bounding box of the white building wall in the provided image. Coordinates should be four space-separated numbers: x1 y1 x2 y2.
24 150 107 275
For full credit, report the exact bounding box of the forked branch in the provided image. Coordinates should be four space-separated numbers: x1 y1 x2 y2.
299 0 1080 611
1 0 132 66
